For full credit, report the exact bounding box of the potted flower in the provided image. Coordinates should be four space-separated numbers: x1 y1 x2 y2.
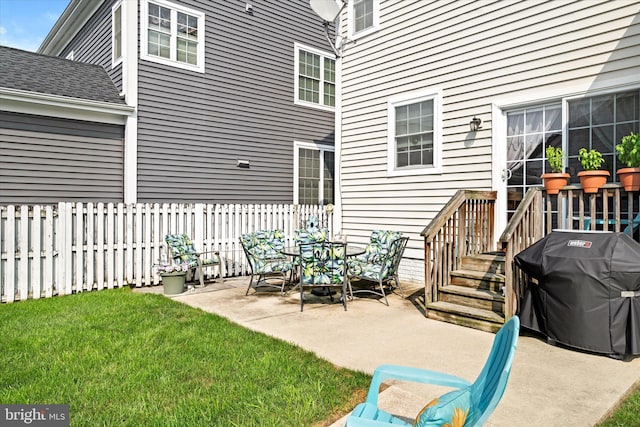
615 131 640 192
156 261 190 295
577 148 610 193
541 146 570 194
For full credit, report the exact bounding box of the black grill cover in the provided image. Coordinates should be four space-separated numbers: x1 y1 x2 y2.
515 231 640 358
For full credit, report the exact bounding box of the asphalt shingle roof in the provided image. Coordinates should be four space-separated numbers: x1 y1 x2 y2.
0 46 126 105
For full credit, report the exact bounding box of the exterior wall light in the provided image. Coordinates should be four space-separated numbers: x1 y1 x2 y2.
237 160 250 169
470 116 482 132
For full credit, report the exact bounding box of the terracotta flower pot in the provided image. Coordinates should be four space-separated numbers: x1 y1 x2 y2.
541 173 570 195
617 167 640 192
577 170 610 194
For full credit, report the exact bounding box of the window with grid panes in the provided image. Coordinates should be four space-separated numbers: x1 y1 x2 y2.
353 0 374 33
112 2 122 66
395 100 435 168
506 104 562 213
504 89 639 223
143 0 204 72
567 90 640 181
296 45 335 109
297 147 335 205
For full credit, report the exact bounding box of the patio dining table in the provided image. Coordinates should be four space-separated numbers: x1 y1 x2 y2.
280 244 365 258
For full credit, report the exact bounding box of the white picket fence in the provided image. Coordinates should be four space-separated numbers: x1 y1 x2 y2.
0 202 332 303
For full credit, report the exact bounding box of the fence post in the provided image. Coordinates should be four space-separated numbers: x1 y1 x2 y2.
44 205 54 298
86 202 94 291
75 202 84 293
4 205 16 302
18 205 29 301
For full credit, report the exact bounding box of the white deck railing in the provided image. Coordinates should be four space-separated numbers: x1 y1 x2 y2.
0 202 332 302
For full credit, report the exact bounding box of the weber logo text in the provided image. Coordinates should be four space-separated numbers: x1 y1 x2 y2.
567 240 592 248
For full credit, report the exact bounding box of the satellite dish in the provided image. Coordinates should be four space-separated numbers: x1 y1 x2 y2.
309 0 344 22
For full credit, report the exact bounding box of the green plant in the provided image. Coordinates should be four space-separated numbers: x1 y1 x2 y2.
615 131 640 168
545 146 565 173
155 261 190 274
578 148 605 171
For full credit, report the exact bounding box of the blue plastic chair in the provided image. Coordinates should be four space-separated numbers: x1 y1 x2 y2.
583 212 640 236
346 316 520 427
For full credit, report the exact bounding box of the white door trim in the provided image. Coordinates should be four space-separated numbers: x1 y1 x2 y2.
491 103 508 239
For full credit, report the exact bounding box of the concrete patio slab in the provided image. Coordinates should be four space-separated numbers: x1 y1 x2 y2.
135 278 640 426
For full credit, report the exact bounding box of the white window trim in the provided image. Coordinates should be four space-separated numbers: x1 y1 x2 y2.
347 0 379 41
387 89 443 176
294 141 335 204
140 0 205 73
294 42 336 112
111 0 123 68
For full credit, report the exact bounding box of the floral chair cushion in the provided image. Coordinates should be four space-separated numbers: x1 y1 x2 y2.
293 228 330 266
348 230 402 275
294 228 329 245
165 234 220 268
300 242 346 285
240 230 292 274
305 215 320 230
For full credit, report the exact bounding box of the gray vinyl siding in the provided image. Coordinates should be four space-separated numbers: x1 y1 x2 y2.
0 112 124 204
60 0 123 93
136 0 335 203
339 0 640 251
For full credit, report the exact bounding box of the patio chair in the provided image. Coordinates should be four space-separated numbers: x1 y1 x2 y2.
240 230 293 295
291 225 330 280
349 230 403 269
164 234 223 287
299 241 349 311
348 236 409 305
345 316 520 427
582 212 640 236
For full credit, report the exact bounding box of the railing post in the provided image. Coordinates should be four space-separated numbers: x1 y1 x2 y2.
424 239 432 307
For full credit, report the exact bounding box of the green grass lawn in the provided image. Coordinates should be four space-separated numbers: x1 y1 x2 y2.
597 384 640 427
0 288 370 426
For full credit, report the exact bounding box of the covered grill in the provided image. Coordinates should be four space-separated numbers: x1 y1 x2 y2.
515 230 640 359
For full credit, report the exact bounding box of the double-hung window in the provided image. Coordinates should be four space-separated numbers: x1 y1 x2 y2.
141 0 205 73
112 1 122 67
387 90 442 176
348 0 379 39
295 142 335 205
294 43 335 110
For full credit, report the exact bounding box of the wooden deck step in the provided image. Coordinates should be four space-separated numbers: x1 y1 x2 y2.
461 253 506 274
449 269 505 292
440 284 504 301
426 301 505 333
438 285 504 312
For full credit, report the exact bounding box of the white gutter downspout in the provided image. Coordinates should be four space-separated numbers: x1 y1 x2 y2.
122 0 138 204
